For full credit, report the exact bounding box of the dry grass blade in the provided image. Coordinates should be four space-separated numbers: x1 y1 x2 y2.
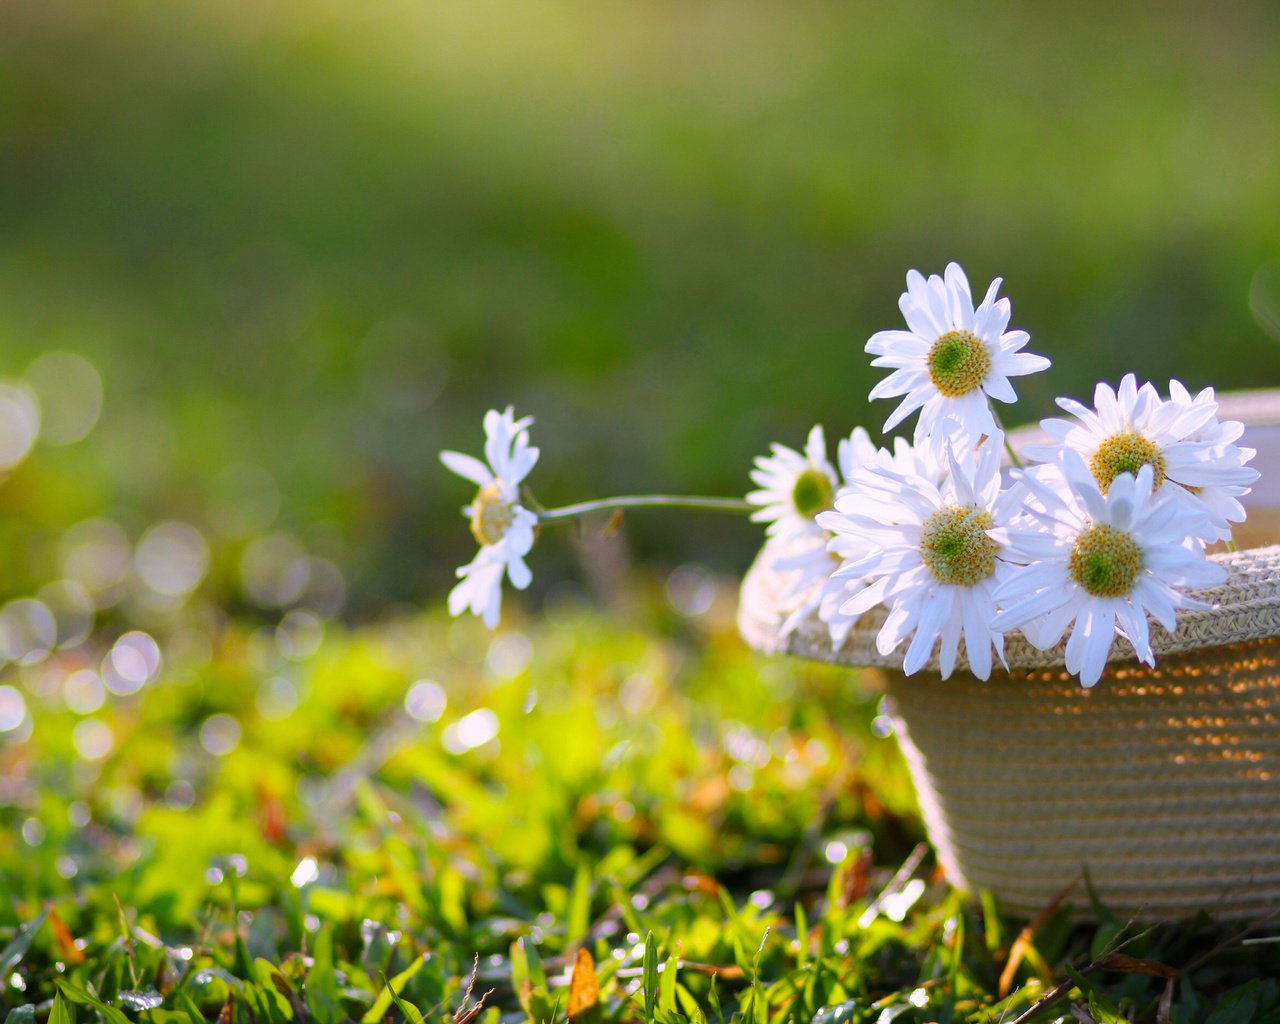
1179 905 1280 975
454 954 495 1024
1156 976 1175 1024
1003 917 1160 1024
998 881 1078 998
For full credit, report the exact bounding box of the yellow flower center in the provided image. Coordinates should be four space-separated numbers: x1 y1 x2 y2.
1069 523 1143 597
920 504 999 586
470 483 515 546
927 330 992 398
1089 432 1166 493
792 468 835 520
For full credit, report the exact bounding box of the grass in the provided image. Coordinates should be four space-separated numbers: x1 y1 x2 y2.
3 2 1280 600
6 587 1280 1024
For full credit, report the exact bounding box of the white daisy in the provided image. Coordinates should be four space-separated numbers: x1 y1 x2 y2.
776 427 881 644
439 407 540 628
990 452 1227 687
788 427 974 652
797 428 946 647
1024 374 1258 542
816 436 1017 680
779 530 871 648
747 425 839 543
882 415 971 486
866 262 1050 442
836 426 880 485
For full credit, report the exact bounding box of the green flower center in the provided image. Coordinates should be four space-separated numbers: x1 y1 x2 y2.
470 483 515 546
792 467 835 519
1069 523 1143 597
927 330 992 398
1089 432 1166 493
920 504 999 586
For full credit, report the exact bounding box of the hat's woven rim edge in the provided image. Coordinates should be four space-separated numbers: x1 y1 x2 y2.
738 543 1280 674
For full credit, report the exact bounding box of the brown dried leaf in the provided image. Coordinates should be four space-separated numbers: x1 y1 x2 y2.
48 910 84 965
1099 953 1178 979
600 509 625 539
257 782 287 844
839 847 875 909
566 948 601 1024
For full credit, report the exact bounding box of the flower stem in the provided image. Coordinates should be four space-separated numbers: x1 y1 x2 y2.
537 495 754 524
989 407 1025 469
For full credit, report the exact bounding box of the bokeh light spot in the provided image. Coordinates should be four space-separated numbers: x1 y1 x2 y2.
276 610 322 660
240 533 309 608
0 382 40 471
0 599 57 665
60 519 133 605
666 564 716 618
25 352 103 446
404 679 446 722
0 687 27 732
63 670 106 714
200 714 242 756
72 719 114 760
104 631 161 695
485 633 532 678
38 581 95 649
443 708 499 753
135 522 210 598
257 677 299 720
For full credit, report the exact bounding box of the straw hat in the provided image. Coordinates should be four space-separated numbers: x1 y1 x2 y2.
738 389 1280 920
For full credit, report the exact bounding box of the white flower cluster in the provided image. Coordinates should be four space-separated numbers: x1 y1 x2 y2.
440 262 1257 687
749 263 1257 686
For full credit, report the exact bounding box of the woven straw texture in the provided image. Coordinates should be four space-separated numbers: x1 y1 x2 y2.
888 647 1280 920
736 390 1280 920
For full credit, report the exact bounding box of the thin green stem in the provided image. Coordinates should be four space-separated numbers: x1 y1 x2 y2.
1002 434 1024 470
536 495 754 524
989 407 1024 469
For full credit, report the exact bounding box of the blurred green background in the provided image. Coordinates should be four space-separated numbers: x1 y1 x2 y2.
2 0 1280 615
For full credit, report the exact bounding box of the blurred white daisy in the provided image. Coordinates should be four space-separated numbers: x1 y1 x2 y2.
800 427 938 642
991 452 1227 687
1025 374 1258 542
800 427 940 648
779 531 872 648
866 262 1050 441
816 436 1017 679
785 428 973 649
836 426 880 484
746 426 849 641
440 407 540 628
747 425 839 544
772 427 881 645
